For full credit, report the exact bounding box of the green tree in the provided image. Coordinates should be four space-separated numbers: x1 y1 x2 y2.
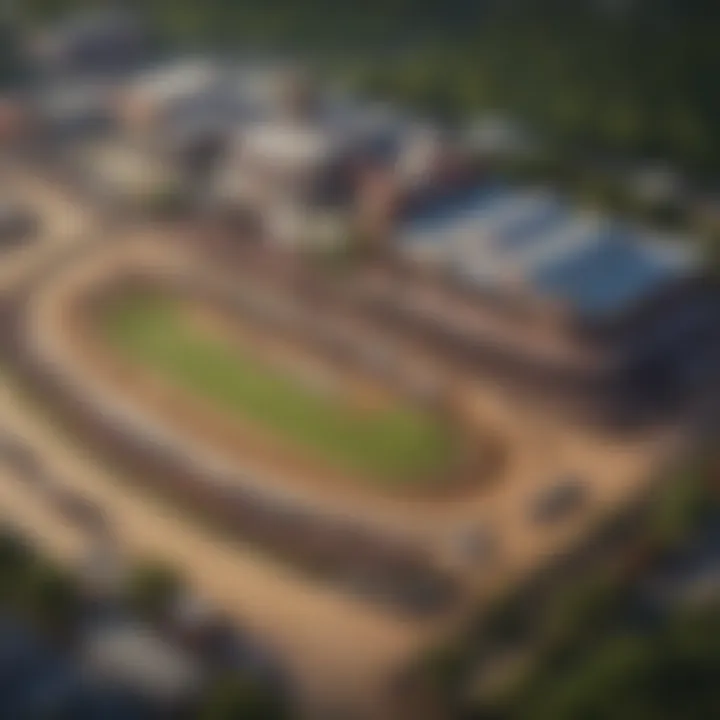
199 674 288 720
647 467 709 553
0 531 35 605
21 561 82 638
125 560 184 620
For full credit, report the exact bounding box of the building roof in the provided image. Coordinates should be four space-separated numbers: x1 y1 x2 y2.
77 140 178 197
241 120 348 171
127 59 223 108
35 80 113 123
398 185 698 319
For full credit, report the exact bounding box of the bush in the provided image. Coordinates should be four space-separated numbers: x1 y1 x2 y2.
20 561 82 637
125 560 184 621
199 674 288 720
647 467 711 554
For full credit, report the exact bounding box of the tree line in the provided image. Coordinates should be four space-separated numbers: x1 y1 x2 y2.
12 0 720 176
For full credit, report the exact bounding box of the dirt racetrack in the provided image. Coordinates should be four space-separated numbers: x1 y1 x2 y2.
11 229 693 616
69 279 502 499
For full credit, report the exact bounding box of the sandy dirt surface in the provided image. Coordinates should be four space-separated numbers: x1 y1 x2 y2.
0 452 88 563
0 174 436 718
0 166 99 290
0 171 700 718
24 234 687 573
0 374 432 719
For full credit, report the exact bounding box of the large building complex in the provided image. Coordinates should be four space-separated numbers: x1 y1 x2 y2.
392 183 718 417
17 47 720 424
4 12 720 718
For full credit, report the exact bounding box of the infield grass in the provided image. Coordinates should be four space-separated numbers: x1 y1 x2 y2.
99 293 457 485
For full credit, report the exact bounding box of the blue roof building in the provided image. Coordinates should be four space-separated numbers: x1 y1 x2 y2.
397 185 698 322
392 184 720 422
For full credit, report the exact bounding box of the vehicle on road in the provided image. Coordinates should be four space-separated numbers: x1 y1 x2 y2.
48 487 110 537
449 524 498 566
0 204 39 249
529 475 587 525
0 434 46 485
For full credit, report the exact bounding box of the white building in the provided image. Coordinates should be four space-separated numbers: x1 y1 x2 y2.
213 119 355 248
73 138 185 208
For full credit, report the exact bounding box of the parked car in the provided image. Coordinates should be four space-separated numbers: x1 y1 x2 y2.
49 488 109 536
449 524 498 566
0 434 46 485
0 204 39 248
530 475 587 525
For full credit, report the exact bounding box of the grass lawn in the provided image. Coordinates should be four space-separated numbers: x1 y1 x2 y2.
99 293 457 485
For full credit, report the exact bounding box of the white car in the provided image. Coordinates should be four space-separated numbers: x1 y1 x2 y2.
450 524 498 565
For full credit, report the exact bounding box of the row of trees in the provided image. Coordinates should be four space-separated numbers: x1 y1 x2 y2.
410 457 720 718
9 2 719 228
7 1 719 182
490 462 720 719
35 0 719 176
13 0 720 176
516 611 720 720
0 530 82 639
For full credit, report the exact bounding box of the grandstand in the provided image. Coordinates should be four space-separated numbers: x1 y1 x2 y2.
392 185 720 418
397 185 697 321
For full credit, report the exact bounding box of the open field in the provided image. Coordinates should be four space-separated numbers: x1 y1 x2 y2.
99 292 458 486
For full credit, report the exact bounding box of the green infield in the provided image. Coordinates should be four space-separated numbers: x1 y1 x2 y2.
99 294 458 485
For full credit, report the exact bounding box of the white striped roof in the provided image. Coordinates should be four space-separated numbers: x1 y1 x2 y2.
398 186 698 317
